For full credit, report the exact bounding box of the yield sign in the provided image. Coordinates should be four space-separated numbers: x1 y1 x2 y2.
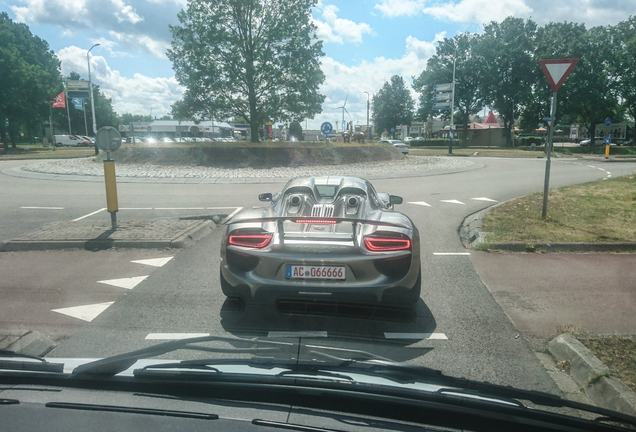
539 59 579 92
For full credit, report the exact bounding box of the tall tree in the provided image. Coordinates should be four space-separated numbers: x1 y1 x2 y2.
413 33 485 146
0 12 62 147
168 0 326 142
372 75 414 138
611 17 636 122
475 17 537 146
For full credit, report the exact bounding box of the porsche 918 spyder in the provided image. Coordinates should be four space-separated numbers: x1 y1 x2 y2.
220 176 421 307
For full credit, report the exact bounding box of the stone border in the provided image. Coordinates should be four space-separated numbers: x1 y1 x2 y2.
1 330 56 357
548 333 636 416
459 201 636 252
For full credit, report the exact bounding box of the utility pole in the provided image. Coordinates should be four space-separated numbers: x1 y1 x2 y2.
364 92 370 140
87 43 100 154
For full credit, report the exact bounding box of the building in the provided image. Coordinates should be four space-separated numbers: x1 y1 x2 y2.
119 120 234 139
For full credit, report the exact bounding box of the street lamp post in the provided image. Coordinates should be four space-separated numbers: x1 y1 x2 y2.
364 91 370 141
87 43 100 154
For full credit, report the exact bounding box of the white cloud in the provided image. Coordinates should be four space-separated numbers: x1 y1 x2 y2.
374 0 424 18
56 46 183 117
406 32 445 59
313 4 372 44
422 0 531 24
112 0 144 24
109 31 169 59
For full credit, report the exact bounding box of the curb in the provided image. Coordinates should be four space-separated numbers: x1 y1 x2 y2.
0 220 216 252
0 330 56 357
459 201 636 252
548 333 636 416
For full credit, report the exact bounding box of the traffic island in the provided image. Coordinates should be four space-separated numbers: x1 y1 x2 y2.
0 219 215 251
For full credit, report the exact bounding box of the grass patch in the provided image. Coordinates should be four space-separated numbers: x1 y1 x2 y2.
409 147 558 158
482 175 636 243
0 143 95 160
579 337 636 393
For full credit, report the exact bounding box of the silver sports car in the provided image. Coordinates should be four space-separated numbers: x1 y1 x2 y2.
220 176 421 308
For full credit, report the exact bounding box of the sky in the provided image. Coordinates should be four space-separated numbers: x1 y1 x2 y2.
2 0 634 129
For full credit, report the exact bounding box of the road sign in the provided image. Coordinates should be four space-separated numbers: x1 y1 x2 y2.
96 126 122 153
320 122 333 135
434 93 451 101
605 137 611 145
390 128 395 133
433 102 451 110
433 83 453 92
448 127 454 137
605 118 612 127
539 59 579 92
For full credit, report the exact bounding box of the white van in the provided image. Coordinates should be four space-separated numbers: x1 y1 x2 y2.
54 135 86 147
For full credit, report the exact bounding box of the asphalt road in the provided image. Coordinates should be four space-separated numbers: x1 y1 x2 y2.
1 156 635 396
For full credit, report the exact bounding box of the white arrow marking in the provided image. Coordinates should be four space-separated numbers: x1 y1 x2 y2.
97 275 148 290
131 257 173 267
440 199 465 205
408 201 431 207
471 197 498 202
52 302 114 322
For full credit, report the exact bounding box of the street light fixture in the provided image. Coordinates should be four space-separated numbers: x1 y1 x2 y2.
87 44 100 137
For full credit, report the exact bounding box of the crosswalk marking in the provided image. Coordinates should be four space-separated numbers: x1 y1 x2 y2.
131 257 173 267
97 275 148 290
52 302 114 322
440 199 465 205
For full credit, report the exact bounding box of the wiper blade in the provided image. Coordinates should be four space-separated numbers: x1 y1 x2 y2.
72 336 293 377
0 350 64 373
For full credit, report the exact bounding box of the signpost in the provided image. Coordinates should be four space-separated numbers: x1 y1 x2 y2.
432 80 455 154
96 126 122 229
539 59 578 220
320 122 333 143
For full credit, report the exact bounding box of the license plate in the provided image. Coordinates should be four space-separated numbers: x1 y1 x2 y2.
286 265 345 280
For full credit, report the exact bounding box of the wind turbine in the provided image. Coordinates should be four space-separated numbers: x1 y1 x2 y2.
335 95 351 131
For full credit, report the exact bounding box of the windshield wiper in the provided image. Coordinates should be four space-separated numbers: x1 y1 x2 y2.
0 350 64 373
71 336 294 377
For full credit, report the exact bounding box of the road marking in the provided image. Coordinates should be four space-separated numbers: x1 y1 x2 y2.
146 333 210 340
221 207 243 224
155 207 205 210
384 332 448 340
20 206 65 210
408 201 431 207
433 252 471 256
131 257 173 267
120 207 153 210
268 331 328 338
73 208 106 221
588 165 596 168
52 302 114 322
97 275 148 290
206 207 241 209
470 197 498 202
440 199 465 205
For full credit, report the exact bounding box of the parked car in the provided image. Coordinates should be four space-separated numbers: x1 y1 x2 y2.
220 176 420 307
54 135 87 147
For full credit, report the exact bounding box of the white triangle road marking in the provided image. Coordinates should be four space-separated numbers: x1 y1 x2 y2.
440 199 465 205
471 197 498 202
52 302 114 322
146 333 211 340
384 332 448 340
97 275 148 290
408 201 431 207
131 257 173 267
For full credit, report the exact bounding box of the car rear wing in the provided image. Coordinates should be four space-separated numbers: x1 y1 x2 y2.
225 216 410 246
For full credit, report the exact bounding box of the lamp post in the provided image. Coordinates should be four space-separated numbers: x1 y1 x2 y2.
364 91 370 141
87 44 100 153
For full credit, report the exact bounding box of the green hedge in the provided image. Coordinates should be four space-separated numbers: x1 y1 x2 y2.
516 136 544 145
409 139 451 147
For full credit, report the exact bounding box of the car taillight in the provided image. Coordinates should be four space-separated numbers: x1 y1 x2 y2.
294 219 337 224
364 235 411 251
228 233 272 248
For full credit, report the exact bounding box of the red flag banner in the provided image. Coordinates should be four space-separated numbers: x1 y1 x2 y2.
52 91 65 108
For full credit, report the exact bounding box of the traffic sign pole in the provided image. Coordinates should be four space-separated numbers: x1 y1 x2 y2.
542 92 557 220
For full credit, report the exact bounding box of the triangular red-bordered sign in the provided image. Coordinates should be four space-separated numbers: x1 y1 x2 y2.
539 59 579 92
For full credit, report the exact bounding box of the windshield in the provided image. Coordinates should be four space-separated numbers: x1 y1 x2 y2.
2 0 636 426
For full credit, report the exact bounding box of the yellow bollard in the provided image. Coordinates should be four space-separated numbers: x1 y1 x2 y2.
103 161 119 213
605 143 610 159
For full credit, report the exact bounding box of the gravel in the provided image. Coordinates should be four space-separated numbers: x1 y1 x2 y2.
22 156 473 179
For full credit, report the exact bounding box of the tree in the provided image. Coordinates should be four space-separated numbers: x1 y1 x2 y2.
413 33 485 146
289 121 302 141
120 113 153 124
168 0 326 143
372 75 414 138
611 17 636 122
0 12 62 147
475 17 537 146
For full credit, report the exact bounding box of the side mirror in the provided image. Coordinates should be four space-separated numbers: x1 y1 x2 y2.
259 193 272 202
389 195 403 205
